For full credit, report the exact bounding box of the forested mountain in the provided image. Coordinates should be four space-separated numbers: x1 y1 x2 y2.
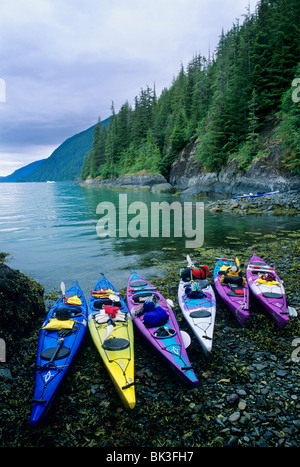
19 118 109 182
23 125 96 182
0 158 46 182
81 0 300 182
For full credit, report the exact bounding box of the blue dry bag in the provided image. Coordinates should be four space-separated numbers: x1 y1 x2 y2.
143 306 168 327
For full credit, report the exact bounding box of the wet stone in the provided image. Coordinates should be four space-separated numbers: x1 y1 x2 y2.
229 412 240 423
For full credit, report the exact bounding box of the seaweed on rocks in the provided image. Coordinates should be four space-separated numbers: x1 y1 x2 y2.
206 191 300 216
0 256 45 357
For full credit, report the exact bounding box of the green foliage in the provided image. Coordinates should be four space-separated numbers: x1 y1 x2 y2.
0 260 45 357
81 0 300 180
276 63 300 174
0 252 10 264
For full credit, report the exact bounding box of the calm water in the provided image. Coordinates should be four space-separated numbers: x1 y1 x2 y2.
1 182 299 297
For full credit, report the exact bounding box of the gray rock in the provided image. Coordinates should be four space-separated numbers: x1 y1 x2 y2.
151 183 174 193
229 412 240 422
0 368 13 380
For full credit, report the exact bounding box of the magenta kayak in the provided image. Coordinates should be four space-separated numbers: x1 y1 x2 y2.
246 253 289 329
126 270 199 388
213 257 250 326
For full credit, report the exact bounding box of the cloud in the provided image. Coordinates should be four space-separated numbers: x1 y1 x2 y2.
0 0 258 176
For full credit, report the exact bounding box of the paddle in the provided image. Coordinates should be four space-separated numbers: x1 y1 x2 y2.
187 254 194 268
128 287 157 293
61 281 66 303
288 306 298 317
215 257 234 262
180 330 191 348
166 296 191 348
186 255 195 281
42 338 65 366
248 265 275 271
49 338 64 362
103 320 115 341
102 294 120 341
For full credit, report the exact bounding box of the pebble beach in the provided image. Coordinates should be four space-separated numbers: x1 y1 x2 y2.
206 190 300 216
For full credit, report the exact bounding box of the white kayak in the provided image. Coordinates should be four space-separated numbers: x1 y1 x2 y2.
178 256 216 355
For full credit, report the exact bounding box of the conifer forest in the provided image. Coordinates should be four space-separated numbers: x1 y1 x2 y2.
81 0 300 182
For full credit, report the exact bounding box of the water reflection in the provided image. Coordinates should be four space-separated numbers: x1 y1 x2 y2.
0 182 299 296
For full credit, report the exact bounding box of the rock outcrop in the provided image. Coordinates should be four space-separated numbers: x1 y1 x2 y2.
169 139 300 196
80 172 174 193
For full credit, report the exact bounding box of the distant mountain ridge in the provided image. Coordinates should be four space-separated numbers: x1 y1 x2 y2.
22 124 96 182
0 158 46 182
3 117 110 182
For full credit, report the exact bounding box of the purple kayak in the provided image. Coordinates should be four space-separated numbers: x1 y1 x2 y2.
213 257 250 326
127 270 199 388
246 253 289 329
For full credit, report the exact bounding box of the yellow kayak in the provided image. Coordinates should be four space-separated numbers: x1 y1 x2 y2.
88 274 135 409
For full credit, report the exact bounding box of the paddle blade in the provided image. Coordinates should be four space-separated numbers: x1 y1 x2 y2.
60 281 65 295
167 298 174 308
109 294 120 302
187 255 194 267
288 306 298 317
181 330 191 348
103 324 114 341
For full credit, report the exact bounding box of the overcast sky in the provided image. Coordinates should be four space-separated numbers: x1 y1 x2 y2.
0 0 259 177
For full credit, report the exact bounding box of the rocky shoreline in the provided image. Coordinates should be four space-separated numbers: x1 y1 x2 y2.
0 229 299 448
79 172 174 193
169 135 300 196
206 190 300 216
79 173 300 218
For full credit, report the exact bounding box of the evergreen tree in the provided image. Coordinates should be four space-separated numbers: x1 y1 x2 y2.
132 86 156 144
90 117 107 177
276 63 300 174
104 102 118 173
115 101 132 154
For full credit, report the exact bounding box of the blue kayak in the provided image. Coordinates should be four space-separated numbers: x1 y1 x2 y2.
30 281 88 428
232 190 279 199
